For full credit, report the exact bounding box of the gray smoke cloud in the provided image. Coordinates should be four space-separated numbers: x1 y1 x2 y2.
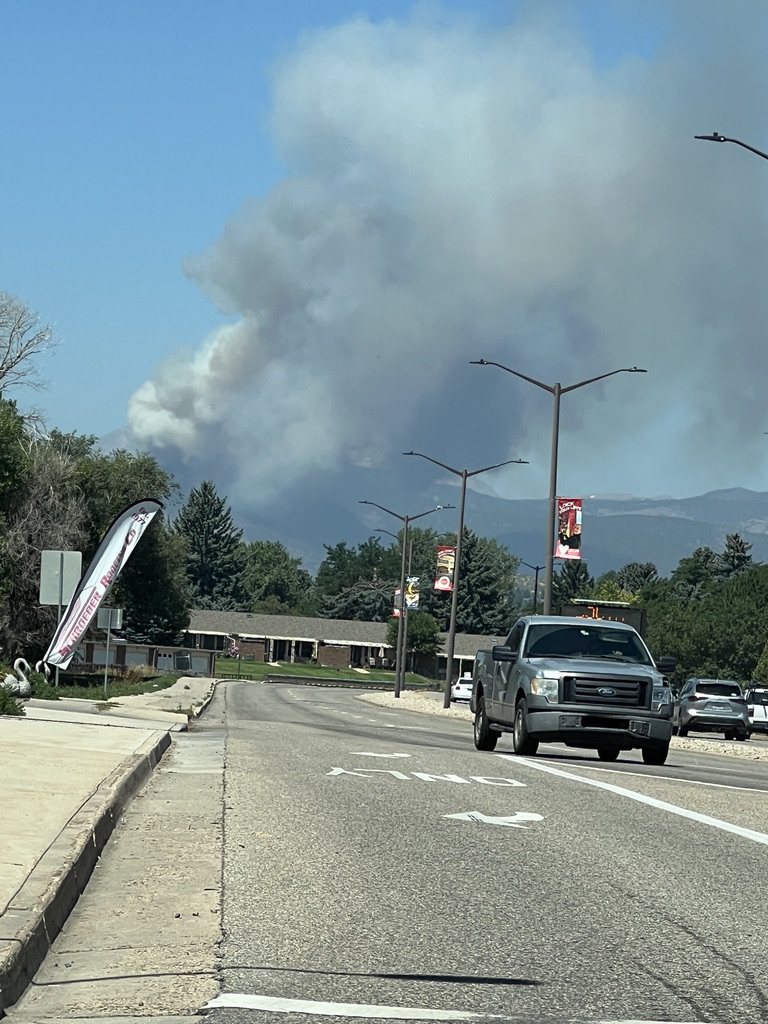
128 1 768 508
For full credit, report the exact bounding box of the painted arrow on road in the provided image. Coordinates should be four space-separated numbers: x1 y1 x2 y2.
444 811 543 828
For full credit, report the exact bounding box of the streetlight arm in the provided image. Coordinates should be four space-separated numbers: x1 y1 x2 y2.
521 561 545 572
561 366 646 394
411 504 455 523
695 133 768 162
467 458 528 477
359 500 404 523
404 451 528 478
469 359 555 394
403 451 460 477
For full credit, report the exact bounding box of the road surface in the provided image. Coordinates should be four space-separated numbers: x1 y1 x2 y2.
12 681 767 1024
210 682 768 1024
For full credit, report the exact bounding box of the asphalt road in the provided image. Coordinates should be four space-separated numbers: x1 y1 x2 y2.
207 681 768 1024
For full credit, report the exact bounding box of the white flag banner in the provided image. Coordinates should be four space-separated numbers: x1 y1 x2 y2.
42 498 163 670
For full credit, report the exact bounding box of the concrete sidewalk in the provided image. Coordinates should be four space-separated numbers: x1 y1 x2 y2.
0 675 221 1015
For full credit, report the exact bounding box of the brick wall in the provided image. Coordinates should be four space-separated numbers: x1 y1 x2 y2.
238 638 267 661
317 644 350 668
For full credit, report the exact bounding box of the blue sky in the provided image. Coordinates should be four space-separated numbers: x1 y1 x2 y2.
1 0 661 439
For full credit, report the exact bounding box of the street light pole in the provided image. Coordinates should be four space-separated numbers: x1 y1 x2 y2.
403 451 528 709
520 561 545 614
470 360 646 615
694 132 768 162
359 501 453 697
399 536 415 691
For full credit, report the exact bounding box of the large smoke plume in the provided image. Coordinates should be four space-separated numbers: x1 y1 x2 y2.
128 2 768 510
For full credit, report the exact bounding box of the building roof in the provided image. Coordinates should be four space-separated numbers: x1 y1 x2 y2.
186 609 502 658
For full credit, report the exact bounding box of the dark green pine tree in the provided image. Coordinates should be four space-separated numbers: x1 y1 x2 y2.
456 529 510 635
174 481 245 610
717 532 754 580
320 579 398 621
616 561 658 594
552 560 595 606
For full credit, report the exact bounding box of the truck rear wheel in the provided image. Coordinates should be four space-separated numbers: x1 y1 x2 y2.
642 744 670 766
512 698 538 756
473 695 499 751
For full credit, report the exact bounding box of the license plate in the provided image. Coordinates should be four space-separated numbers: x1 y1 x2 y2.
707 703 729 712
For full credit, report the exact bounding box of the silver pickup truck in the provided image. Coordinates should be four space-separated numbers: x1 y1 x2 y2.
470 615 676 765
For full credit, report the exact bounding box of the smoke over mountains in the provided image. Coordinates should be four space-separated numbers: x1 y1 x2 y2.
127 2 768 521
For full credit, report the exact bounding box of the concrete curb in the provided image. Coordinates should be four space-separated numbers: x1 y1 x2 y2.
0 729 172 1017
191 677 224 719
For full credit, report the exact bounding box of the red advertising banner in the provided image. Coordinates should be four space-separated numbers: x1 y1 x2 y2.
555 498 582 560
434 545 456 591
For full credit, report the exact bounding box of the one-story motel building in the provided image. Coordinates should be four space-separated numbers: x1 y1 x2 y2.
184 609 502 679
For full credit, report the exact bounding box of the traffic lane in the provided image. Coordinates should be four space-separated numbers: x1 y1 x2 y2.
215 681 768 1024
355 689 768 792
525 743 768 793
518 756 768 836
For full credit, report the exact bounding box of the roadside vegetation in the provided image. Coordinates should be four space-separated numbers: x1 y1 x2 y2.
0 291 766 700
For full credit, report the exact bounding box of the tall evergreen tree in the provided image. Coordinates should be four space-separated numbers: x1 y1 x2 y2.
717 532 754 579
242 540 317 614
616 561 658 594
174 481 245 610
552 561 595 605
321 580 397 621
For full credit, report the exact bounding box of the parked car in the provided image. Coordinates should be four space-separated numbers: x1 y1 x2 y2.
673 678 750 740
451 674 473 703
745 685 768 734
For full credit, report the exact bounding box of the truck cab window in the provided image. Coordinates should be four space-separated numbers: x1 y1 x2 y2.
505 622 524 654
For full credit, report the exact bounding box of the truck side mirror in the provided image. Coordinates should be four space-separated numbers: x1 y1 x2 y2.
656 656 677 674
492 645 516 663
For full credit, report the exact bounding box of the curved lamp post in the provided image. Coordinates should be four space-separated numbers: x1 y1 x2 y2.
359 501 454 697
403 451 528 708
470 360 647 615
695 133 768 162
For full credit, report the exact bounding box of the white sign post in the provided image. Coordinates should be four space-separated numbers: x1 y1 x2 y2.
97 607 123 697
40 550 83 686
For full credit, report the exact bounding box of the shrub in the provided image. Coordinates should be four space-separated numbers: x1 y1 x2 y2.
30 671 61 700
0 687 25 716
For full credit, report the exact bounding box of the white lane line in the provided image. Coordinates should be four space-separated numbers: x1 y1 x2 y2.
205 993 697 1023
205 993 502 1018
566 763 768 794
352 752 412 758
499 755 768 847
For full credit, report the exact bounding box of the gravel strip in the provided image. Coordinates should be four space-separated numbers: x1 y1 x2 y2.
356 689 768 760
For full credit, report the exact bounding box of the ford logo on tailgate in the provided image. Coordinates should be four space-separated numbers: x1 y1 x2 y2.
597 687 617 697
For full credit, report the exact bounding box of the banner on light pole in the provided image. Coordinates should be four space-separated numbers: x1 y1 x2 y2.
555 498 582 560
434 545 456 591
